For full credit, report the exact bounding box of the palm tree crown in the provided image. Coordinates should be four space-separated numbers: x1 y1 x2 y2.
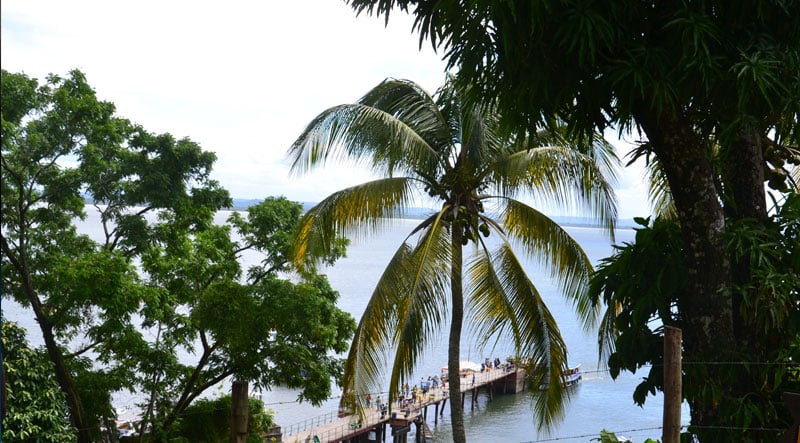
287 77 617 438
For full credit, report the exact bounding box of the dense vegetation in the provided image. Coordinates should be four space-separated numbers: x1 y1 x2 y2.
287 76 617 442
2 321 75 442
344 0 800 440
4 1 799 439
1 69 356 442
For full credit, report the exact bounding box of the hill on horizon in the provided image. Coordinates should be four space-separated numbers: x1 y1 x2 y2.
229 198 638 229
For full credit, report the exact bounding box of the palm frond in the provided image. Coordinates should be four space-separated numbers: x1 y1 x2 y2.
499 199 600 330
597 300 622 367
290 177 415 271
492 145 618 237
464 237 523 349
529 125 620 185
340 241 415 415
340 213 452 413
386 215 452 398
358 78 453 152
450 91 503 172
466 239 571 431
288 101 442 180
639 152 677 219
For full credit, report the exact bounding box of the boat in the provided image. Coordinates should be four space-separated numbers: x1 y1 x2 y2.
562 364 582 387
539 364 582 389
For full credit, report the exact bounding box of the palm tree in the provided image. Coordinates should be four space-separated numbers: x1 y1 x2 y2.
287 77 617 442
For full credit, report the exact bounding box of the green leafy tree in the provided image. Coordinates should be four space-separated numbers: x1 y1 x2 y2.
287 77 617 441
172 395 273 443
590 193 800 441
343 2 800 439
0 68 201 442
138 198 355 439
2 320 75 443
1 69 355 442
594 429 659 443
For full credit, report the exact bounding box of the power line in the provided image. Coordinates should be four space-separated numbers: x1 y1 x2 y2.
520 426 663 442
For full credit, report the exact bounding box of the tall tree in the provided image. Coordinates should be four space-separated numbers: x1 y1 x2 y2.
1 68 189 442
590 192 800 441
1 69 355 441
287 77 617 441
344 1 800 439
137 197 355 440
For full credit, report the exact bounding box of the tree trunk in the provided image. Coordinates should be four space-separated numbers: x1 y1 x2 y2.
26 282 93 442
634 106 735 438
723 133 768 346
448 228 467 443
230 380 249 443
723 133 773 439
724 133 768 221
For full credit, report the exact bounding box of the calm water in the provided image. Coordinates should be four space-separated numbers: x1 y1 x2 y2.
259 218 689 442
3 209 689 442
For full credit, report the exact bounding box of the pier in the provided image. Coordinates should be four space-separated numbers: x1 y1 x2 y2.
281 366 525 443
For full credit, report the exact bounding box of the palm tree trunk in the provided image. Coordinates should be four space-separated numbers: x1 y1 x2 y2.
448 227 467 443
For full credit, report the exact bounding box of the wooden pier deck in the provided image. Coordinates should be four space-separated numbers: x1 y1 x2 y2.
282 366 523 443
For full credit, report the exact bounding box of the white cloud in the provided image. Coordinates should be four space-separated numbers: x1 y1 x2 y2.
1 0 650 217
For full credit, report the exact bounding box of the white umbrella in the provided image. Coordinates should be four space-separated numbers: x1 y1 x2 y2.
459 361 483 372
442 360 483 373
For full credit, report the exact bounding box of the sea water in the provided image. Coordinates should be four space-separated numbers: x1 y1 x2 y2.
2 208 689 442
267 218 687 442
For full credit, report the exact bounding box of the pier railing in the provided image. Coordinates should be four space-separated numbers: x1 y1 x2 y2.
282 367 516 442
280 410 341 437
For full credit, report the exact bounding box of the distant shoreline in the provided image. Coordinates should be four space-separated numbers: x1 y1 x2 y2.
230 199 640 229
84 197 639 229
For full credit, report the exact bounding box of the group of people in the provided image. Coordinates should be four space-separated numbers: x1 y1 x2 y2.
364 394 390 418
481 356 515 372
362 373 449 418
481 357 503 372
397 375 447 410
359 359 517 417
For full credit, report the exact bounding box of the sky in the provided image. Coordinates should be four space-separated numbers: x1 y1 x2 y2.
1 0 652 219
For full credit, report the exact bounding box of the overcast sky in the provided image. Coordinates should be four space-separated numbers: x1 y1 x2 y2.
2 0 652 219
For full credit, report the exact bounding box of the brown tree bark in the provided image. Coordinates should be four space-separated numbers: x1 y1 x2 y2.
723 133 769 346
722 133 774 440
5 243 94 443
724 133 768 221
230 380 249 443
634 106 735 436
31 296 93 442
447 227 467 443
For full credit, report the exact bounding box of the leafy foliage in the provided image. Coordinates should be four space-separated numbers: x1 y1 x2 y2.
590 193 800 439
288 76 617 439
127 197 356 438
344 2 799 439
590 217 685 404
349 1 800 147
2 320 75 443
172 395 273 443
594 429 660 443
1 69 355 441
